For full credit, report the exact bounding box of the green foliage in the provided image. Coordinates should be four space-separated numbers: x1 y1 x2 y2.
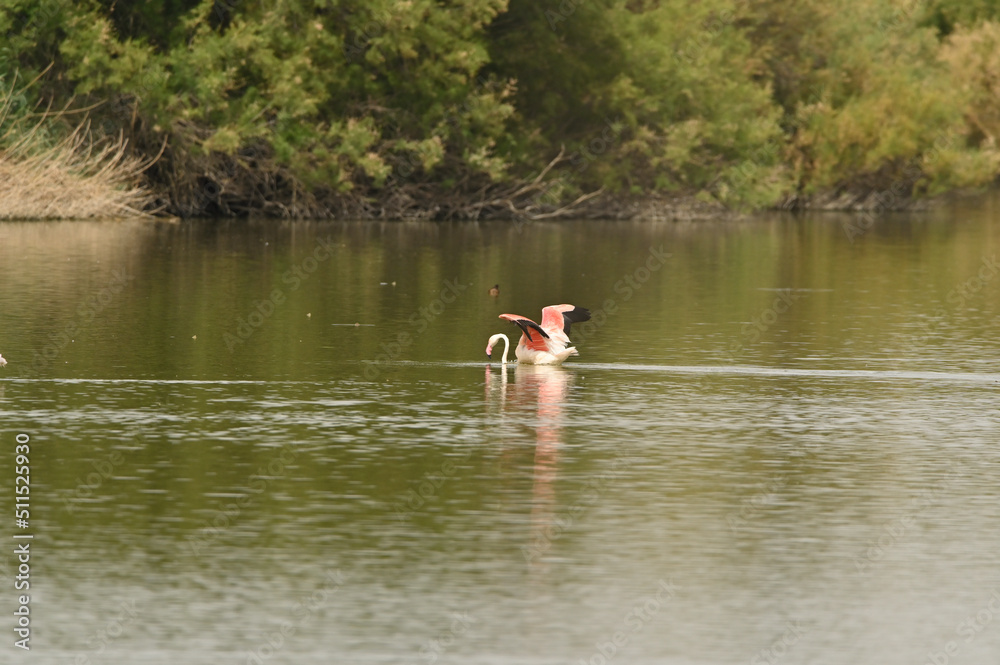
488 0 789 205
920 0 1000 36
749 0 998 196
1 0 998 216
50 0 516 208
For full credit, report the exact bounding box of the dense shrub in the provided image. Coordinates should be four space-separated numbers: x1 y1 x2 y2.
0 0 998 217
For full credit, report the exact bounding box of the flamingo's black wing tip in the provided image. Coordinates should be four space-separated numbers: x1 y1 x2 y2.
511 317 548 341
561 306 592 336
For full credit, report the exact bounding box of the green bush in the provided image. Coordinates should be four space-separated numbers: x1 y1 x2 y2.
0 0 998 216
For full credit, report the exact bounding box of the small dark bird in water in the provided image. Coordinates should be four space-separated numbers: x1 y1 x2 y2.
489 284 500 297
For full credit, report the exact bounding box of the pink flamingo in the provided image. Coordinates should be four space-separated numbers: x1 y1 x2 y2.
486 304 591 365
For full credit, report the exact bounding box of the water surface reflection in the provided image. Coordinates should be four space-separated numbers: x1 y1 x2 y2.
0 200 998 663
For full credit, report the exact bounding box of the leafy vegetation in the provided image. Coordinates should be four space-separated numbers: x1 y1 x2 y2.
1 0 998 218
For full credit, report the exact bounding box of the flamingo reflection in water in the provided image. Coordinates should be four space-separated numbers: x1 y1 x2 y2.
485 362 573 570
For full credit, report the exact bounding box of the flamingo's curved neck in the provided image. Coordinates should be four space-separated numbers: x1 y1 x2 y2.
498 333 510 364
489 333 511 364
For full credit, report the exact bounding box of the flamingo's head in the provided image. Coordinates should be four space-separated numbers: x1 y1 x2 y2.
486 333 508 362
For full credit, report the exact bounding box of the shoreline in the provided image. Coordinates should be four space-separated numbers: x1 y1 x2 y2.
0 158 993 222
158 185 997 222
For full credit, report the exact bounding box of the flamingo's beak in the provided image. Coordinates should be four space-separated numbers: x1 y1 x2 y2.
486 345 493 359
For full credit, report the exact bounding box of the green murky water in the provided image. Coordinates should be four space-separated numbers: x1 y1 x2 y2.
1 197 999 664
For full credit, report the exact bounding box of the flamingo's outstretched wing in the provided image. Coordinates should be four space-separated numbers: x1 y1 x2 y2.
540 305 591 338
499 313 549 350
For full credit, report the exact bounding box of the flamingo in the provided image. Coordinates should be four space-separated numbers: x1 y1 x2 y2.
486 304 590 365
0 353 6 368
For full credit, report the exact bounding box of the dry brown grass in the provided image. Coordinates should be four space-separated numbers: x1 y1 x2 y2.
0 84 154 220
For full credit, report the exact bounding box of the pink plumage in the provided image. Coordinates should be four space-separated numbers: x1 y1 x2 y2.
488 304 590 365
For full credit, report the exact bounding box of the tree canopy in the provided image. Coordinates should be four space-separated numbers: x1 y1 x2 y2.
2 0 999 218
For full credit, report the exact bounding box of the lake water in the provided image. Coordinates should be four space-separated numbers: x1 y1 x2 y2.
0 196 999 665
